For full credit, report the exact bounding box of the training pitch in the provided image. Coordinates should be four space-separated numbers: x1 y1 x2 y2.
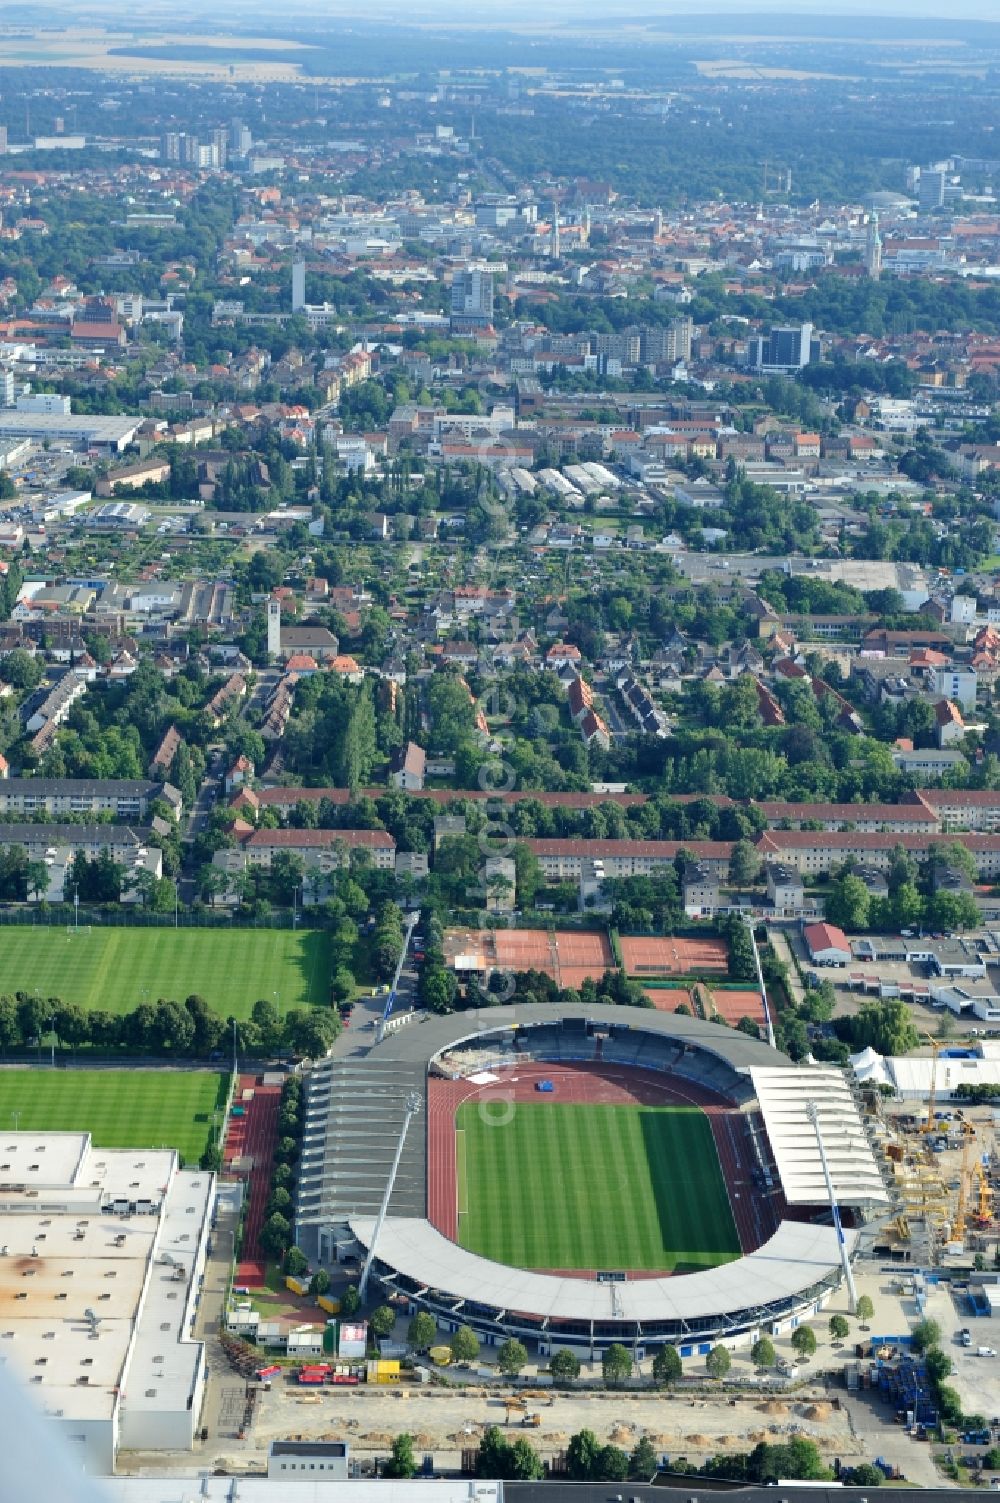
455 1101 740 1273
0 1069 228 1165
0 927 332 1017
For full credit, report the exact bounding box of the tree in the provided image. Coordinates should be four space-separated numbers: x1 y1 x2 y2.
602 1341 633 1386
825 873 871 931
652 1344 682 1386
630 1435 658 1480
451 1324 480 1364
407 1311 436 1351
846 998 918 1056
371 1304 397 1338
791 1325 817 1360
911 1316 941 1353
829 1314 850 1343
729 839 762 887
383 1434 417 1479
509 1438 544 1480
706 1344 731 1380
497 1338 528 1376
0 649 42 690
856 1294 874 1328
476 1427 513 1480
259 1211 291 1259
924 1347 952 1385
25 861 50 903
282 1247 308 1279
341 1285 361 1317
309 1269 331 1297
751 1335 775 1369
597 1445 630 1482
566 1428 601 1480
549 1347 581 1382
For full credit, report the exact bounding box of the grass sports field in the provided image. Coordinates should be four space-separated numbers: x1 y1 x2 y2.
0 1069 228 1165
0 927 332 1018
456 1102 740 1273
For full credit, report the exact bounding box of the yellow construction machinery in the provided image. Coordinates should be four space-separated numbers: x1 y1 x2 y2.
921 1033 944 1133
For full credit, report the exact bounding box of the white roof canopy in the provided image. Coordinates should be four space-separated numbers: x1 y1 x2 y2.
750 1066 888 1206
350 1217 851 1324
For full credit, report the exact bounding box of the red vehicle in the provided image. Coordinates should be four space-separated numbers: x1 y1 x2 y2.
297 1363 332 1385
330 1373 359 1385
255 1364 282 1382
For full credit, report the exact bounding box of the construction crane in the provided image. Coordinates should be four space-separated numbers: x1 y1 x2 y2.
921 1032 944 1133
953 1122 978 1244
974 1163 994 1228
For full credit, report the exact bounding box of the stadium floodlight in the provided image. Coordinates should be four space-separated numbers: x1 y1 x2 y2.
742 915 775 1049
358 1088 422 1303
806 1099 857 1313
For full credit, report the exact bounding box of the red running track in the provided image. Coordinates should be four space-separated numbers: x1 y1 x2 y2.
223 1073 282 1287
427 1059 778 1269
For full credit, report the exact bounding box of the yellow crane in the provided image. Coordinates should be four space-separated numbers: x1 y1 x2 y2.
974 1164 994 1227
921 1033 944 1134
953 1122 978 1243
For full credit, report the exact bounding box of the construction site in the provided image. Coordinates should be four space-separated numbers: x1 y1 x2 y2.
858 1033 999 1269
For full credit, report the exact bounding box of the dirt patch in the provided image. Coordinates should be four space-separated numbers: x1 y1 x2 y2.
610 1425 635 1444
802 1403 833 1421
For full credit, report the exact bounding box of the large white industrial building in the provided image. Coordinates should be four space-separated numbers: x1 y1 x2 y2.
0 1132 214 1474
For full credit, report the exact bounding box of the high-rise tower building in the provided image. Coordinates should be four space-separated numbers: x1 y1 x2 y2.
865 213 882 281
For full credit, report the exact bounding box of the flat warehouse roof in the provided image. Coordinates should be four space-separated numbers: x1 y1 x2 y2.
0 414 141 441
350 1216 851 1324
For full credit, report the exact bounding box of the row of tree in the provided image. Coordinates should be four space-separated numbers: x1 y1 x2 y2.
0 990 340 1062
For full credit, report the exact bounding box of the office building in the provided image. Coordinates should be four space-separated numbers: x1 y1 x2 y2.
230 118 252 158
450 267 494 328
291 261 306 313
919 169 946 210
0 367 14 407
749 322 819 374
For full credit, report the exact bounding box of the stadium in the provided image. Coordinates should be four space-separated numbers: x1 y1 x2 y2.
295 1005 889 1355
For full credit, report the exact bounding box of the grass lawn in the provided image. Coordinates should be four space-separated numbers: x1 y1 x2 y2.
0 1069 228 1165
456 1102 740 1273
0 927 332 1018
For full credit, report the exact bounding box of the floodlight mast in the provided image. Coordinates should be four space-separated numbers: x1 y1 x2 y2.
806 1099 857 1313
358 1089 422 1304
744 916 776 1049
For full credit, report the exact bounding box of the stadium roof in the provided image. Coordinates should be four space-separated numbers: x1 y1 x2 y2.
749 1066 889 1206
373 1002 787 1072
349 1217 851 1325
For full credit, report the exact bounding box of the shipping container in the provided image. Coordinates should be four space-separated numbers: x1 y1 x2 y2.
317 1295 340 1315
285 1275 309 1296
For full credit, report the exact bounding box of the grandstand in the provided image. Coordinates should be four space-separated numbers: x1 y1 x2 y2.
295 1005 885 1352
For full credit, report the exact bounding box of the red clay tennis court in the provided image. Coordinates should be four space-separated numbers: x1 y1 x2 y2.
710 988 766 1028
620 934 728 975
444 928 614 987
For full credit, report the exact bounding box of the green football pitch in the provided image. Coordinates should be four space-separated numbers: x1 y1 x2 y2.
0 927 332 1018
0 1069 228 1165
455 1102 740 1273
